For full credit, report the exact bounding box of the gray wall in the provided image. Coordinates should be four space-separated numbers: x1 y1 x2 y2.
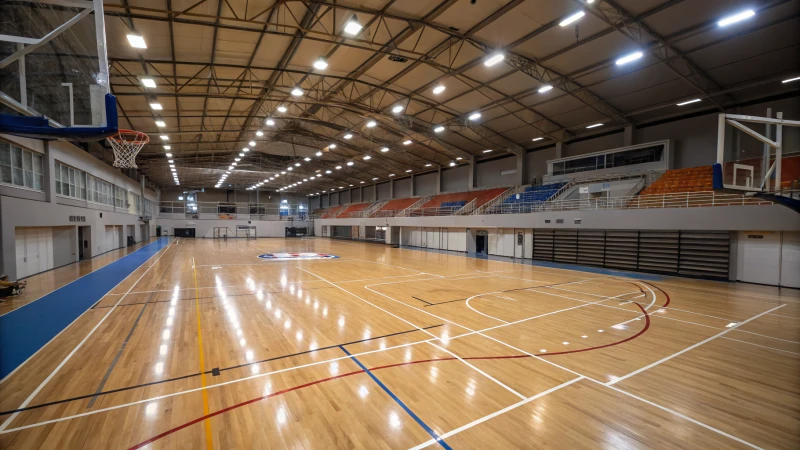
377 182 391 200
442 166 468 192
52 226 77 268
476 156 517 188
364 185 375 202
158 218 313 239
394 177 412 198
415 172 438 196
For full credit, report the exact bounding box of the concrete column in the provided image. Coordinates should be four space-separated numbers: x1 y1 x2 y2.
555 142 563 159
43 141 55 204
372 183 377 201
515 152 528 186
389 178 394 198
624 125 634 146
468 157 477 190
437 166 442 194
140 175 145 216
411 174 416 196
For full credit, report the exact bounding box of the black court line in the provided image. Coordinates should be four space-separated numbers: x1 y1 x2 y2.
411 296 434 306
0 324 443 416
422 281 585 307
90 286 335 309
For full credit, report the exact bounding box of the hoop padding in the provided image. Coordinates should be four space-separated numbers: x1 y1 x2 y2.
108 130 149 168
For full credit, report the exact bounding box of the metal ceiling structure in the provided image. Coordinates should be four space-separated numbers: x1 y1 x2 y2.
103 0 800 194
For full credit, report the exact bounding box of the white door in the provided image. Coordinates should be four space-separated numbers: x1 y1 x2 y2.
421 228 428 247
736 231 780 285
428 229 437 249
440 228 448 250
25 229 40 277
37 228 53 273
105 226 115 253
780 232 800 288
15 229 28 279
514 229 524 258
524 229 533 259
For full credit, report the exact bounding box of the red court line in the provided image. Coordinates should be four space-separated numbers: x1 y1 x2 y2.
128 283 668 449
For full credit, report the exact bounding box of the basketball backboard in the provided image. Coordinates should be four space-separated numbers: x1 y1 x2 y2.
0 0 114 139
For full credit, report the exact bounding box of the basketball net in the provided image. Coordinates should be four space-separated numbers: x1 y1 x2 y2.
108 130 149 168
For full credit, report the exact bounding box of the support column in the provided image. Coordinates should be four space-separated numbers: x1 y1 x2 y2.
43 141 55 204
437 166 442 194
762 108 772 191
18 44 27 108
411 173 416 196
515 152 528 186
555 142 563 159
468 157 477 190
624 125 634 146
359 186 363 202
389 178 394 198
372 183 377 201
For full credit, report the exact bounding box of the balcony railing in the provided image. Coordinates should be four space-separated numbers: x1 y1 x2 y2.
158 201 309 221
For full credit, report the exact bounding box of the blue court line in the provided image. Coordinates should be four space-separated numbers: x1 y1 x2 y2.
338 346 452 449
397 245 666 281
0 237 171 380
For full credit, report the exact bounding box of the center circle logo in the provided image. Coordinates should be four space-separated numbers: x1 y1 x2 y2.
257 252 340 261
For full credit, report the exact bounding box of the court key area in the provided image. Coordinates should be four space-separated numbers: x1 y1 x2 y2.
0 238 797 449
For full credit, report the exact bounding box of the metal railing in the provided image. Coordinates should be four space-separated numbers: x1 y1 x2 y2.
405 205 470 216
480 191 773 215
159 201 308 221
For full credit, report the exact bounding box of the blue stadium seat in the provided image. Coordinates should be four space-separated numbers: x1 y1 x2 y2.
502 182 567 205
441 200 467 208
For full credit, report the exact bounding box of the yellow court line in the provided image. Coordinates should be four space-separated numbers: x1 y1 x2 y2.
193 257 214 450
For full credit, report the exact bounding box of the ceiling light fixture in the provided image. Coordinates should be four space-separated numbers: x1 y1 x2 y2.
718 9 755 27
403 140 412 145
532 137 544 142
141 77 156 88
616 51 643 66
149 102 162 110
434 125 445 133
256 130 264 137
483 149 493 153
366 120 377 128
449 161 456 166
160 135 168 140
163 145 171 150
676 98 702 106
782 76 800 83
425 163 432 167
405 169 412 173
432 85 445 95
586 123 604 129
329 143 337 149
380 147 389 152
344 15 363 35
304 157 311 161
559 11 585 27
155 120 166 127
291 87 303 96
265 119 275 126
392 105 403 113
277 106 287 113
468 112 481 121
313 58 328 70
316 151 322 156
335 166 342 169
126 34 147 49
363 155 371 160
343 133 353 139
249 141 256 147
538 85 553 93
484 53 505 67
347 161 354 166
165 153 172 157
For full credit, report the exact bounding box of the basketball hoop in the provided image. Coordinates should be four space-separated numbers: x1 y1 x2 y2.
108 129 149 168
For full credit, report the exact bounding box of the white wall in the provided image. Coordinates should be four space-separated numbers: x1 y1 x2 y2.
736 231 800 287
377 182 391 200
394 178 412 198
442 166 468 193
157 218 313 239
476 157 517 188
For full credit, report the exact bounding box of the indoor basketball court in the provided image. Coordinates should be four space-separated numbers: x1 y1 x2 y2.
0 1 799 449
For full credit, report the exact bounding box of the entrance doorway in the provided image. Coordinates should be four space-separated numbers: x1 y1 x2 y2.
476 233 488 255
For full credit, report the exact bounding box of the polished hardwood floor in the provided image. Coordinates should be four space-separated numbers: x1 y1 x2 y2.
0 237 797 449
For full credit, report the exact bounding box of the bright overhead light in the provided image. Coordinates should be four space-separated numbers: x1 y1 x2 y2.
782 76 800 83
277 106 287 113
380 147 389 152
155 120 166 127
295 162 300 167
434 125 445 133
432 85 445 95
616 51 643 66
532 137 544 142
287 166 292 171
304 157 311 161
363 155 372 160
586 123 604 129
456 157 463 160
346 161 354 166
484 53 505 67
360 181 365 184
425 163 432 167
160 135 168 140
482 149 493 153
329 143 337 149
232 162 238 166
560 11 585 27
392 105 404 113
718 9 755 27
343 133 353 139
325 170 332 174
163 145 171 150
313 58 328 70
239 153 244 157
372 177 378 181
291 87 303 96
243 148 249 152
449 161 456 166
335 166 342 170
538 85 553 93
403 140 412 145
141 77 156 88
405 169 412 173
316 151 322 156
265 119 275 126
149 102 162 110
468 112 481 121
677 98 702 106
126 34 147 49
234 158 240 162
366 120 377 128
388 173 395 177
248 141 255 147
165 153 172 157
344 15 363 35
256 130 264 137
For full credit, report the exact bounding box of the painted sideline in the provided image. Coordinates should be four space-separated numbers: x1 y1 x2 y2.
0 237 171 380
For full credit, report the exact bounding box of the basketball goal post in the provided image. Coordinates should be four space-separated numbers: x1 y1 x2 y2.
716 112 800 193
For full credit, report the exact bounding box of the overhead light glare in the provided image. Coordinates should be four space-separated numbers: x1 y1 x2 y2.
363 155 372 160
538 85 553 93
291 87 303 96
277 106 287 113
432 85 445 94
343 133 353 139
718 9 755 27
346 161 354 166
160 135 168 140
468 112 481 121
313 58 328 70
616 51 643 66
126 34 147 49
256 130 264 137
155 120 166 127
559 11 585 27
392 105 404 113
676 98 702 106
403 140 412 145
532 137 544 142
380 147 389 152
366 120 377 128
266 119 275 126
782 76 800 83
482 149 493 153
484 53 505 67
141 77 156 88
586 123 604 129
434 125 445 133
344 16 362 35
149 102 162 110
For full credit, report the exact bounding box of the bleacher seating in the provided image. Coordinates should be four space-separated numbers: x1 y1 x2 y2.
373 198 420 216
441 201 467 208
337 202 371 218
421 188 507 210
502 182 567 205
639 166 712 195
320 205 346 218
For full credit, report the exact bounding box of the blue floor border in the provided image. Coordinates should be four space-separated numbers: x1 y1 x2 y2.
339 346 451 449
396 245 667 281
0 237 171 380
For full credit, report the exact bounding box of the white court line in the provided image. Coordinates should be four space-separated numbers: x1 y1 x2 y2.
719 337 800 355
0 240 175 431
652 281 800 304
426 342 525 400
408 376 585 450
295 266 526 400
607 305 786 386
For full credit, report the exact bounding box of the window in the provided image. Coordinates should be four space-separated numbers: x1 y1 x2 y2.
129 192 141 214
55 162 86 199
551 144 665 176
1 141 43 190
115 186 125 208
87 176 113 205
